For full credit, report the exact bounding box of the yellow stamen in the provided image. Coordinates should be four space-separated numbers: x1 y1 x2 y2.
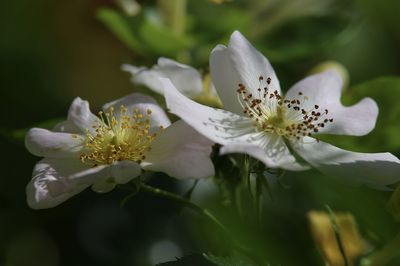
79 106 163 166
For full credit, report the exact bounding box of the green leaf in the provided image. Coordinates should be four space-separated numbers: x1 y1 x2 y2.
258 14 358 63
318 77 400 153
96 8 144 53
139 19 193 56
156 253 213 266
203 253 257 266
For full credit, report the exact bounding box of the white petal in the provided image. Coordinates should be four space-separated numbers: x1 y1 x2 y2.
285 71 378 136
142 120 215 179
210 31 281 115
52 120 80 133
26 158 111 209
102 93 171 131
111 160 141 184
292 137 400 189
209 44 244 114
122 57 203 98
90 161 141 193
162 78 261 146
220 134 310 171
25 128 84 158
91 180 116 193
67 97 101 134
122 64 164 95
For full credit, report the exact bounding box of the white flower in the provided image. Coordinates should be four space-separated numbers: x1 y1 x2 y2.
25 93 214 209
161 31 400 190
122 57 221 106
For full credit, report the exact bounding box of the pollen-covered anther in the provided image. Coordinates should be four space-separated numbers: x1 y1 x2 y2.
79 106 161 166
236 77 334 141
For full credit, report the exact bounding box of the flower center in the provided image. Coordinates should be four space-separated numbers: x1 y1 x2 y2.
79 106 163 166
236 76 333 141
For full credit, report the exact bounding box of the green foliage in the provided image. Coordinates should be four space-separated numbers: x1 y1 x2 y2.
139 19 193 56
260 14 358 63
204 253 258 266
96 8 145 53
156 253 257 266
156 254 213 266
97 7 193 58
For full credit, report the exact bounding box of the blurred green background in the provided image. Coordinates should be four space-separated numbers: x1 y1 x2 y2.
1 0 400 265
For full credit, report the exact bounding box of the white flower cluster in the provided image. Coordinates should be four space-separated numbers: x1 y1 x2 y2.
26 31 400 209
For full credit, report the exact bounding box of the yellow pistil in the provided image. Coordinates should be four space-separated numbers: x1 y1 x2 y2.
236 76 333 141
79 105 163 166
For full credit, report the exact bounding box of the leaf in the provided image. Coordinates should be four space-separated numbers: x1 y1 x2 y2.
139 20 193 56
259 14 358 63
96 8 144 53
203 253 258 266
156 253 213 266
156 253 259 265
318 77 400 153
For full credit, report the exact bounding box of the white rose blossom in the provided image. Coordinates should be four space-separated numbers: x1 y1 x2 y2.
122 57 221 106
25 93 214 209
161 31 400 190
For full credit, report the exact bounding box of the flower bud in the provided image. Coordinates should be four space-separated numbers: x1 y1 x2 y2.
309 61 349 90
308 211 364 266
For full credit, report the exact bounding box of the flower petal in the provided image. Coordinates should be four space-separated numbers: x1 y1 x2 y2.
91 180 116 193
102 93 171 131
210 31 281 115
285 71 378 136
26 158 111 209
292 137 400 189
122 57 203 98
25 128 84 158
162 78 260 146
220 135 310 171
67 97 101 134
90 161 141 193
52 120 80 133
209 44 244 114
111 160 141 184
143 120 215 179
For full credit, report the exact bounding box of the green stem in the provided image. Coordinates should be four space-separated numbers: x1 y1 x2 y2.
157 0 188 62
140 183 228 236
156 0 187 36
326 205 349 266
138 183 261 262
255 172 263 226
244 155 253 200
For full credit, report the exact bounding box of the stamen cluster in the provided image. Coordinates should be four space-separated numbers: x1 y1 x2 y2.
236 76 333 140
79 106 163 166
